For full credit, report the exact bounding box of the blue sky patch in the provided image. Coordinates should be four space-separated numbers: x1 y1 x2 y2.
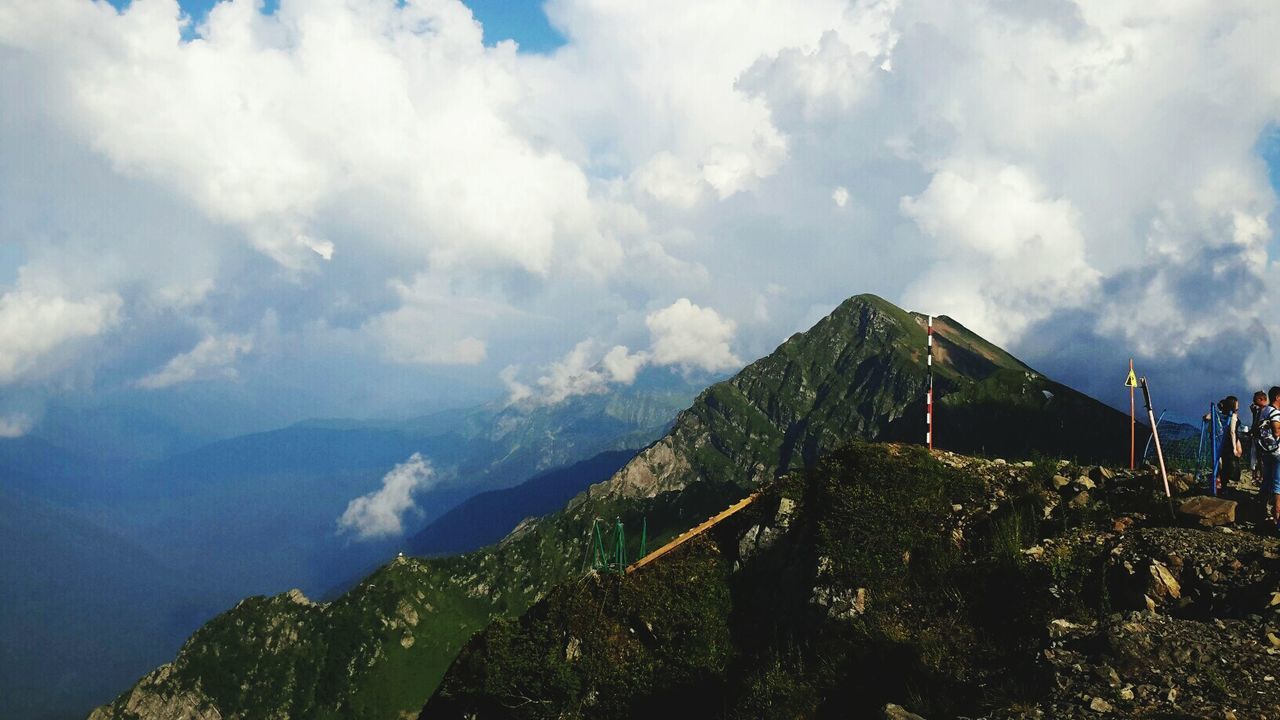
1260 123 1280 197
464 0 564 53
105 0 563 53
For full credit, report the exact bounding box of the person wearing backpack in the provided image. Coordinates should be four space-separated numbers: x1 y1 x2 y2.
1250 391 1270 511
1251 391 1269 473
1258 386 1280 527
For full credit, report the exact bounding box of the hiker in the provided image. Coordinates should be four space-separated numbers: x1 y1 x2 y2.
1253 390 1273 515
1251 391 1269 473
1258 387 1280 526
1217 396 1242 492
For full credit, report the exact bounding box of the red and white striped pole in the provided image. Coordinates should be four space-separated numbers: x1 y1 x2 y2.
926 315 933 450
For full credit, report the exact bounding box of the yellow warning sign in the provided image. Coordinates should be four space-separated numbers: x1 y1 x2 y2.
1124 369 1138 387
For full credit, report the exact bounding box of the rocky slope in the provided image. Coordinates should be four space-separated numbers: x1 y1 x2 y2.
90 294 1135 719
428 443 1280 719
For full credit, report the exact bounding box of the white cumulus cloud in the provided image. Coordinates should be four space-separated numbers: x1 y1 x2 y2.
831 186 850 208
646 298 743 373
337 452 437 540
601 345 649 385
900 160 1101 343
499 365 533 405
505 298 741 405
136 333 254 390
0 288 122 384
530 340 612 405
1 0 1279 418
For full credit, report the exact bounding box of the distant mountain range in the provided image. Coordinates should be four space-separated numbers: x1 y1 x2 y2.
0 487 222 720
89 294 1137 720
3 368 707 720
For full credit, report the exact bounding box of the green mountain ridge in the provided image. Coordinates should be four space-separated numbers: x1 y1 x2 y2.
89 294 1134 720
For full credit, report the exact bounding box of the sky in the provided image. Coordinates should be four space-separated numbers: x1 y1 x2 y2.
1 0 1279 439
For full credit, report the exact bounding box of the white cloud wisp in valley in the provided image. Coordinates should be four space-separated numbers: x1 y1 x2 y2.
337 452 437 541
136 332 254 390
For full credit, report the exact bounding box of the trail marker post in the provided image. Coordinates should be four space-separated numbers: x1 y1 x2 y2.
1126 359 1137 470
926 315 933 450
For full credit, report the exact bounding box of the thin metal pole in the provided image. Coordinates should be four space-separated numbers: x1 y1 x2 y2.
1210 402 1220 497
1141 378 1172 499
1197 414 1206 466
614 518 625 575
639 517 647 558
1143 410 1167 465
592 519 606 571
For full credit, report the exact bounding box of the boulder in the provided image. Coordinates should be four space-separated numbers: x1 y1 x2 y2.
1040 491 1060 519
1048 618 1093 639
1168 472 1197 495
1177 496 1237 528
811 586 868 620
739 497 798 560
1074 475 1097 491
1051 474 1072 490
1089 465 1117 484
1068 490 1091 509
1146 561 1182 603
883 703 927 720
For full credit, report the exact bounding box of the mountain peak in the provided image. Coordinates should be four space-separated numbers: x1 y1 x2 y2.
89 293 1134 720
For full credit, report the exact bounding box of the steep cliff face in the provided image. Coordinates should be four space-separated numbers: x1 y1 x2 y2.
91 295 1132 720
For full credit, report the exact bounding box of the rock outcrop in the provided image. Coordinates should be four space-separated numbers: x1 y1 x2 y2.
1178 495 1238 527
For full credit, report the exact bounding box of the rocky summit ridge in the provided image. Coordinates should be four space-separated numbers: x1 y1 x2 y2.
89 294 1140 719
428 445 1280 719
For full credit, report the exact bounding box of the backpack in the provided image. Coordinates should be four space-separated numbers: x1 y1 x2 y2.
1256 406 1280 456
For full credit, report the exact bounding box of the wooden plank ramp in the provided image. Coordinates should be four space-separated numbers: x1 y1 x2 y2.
625 492 761 574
